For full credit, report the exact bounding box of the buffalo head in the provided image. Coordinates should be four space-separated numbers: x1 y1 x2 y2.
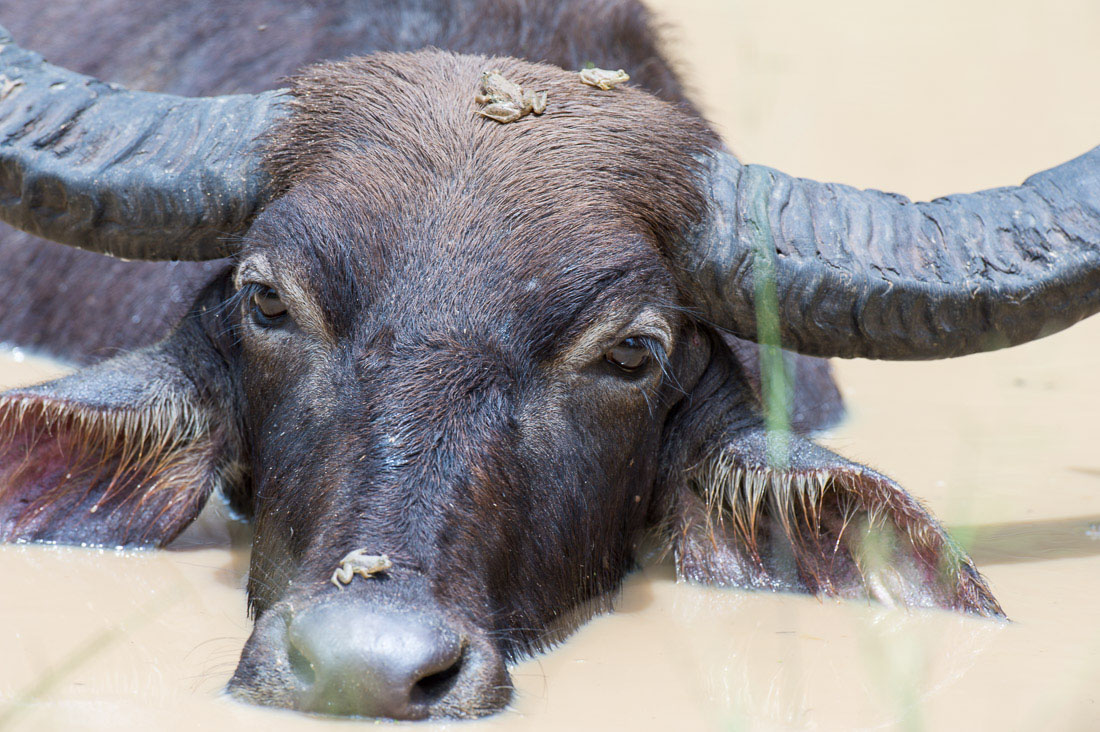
1 26 1098 719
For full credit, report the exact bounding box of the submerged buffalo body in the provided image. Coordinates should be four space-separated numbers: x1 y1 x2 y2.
1 0 1098 720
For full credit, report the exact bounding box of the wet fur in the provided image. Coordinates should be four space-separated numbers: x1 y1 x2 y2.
676 436 1002 615
0 297 244 545
0 398 224 544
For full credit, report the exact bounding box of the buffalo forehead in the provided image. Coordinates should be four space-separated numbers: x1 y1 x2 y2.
255 51 701 353
262 49 714 252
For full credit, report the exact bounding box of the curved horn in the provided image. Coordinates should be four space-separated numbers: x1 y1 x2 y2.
683 146 1100 359
0 24 287 260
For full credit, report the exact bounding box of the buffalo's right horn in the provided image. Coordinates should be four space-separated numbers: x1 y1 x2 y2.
0 24 287 261
682 146 1100 360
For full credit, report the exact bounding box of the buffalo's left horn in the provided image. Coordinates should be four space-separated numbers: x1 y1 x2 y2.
0 24 287 261
683 146 1100 359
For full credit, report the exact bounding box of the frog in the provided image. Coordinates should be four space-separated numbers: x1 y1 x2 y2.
578 67 630 90
330 549 393 588
475 69 547 124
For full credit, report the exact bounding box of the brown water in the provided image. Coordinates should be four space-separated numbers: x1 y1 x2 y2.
2 1 1100 729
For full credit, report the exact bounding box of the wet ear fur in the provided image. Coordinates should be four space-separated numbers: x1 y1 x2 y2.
656 339 1003 618
0 316 242 547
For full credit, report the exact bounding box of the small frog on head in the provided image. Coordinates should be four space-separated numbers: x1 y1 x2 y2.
475 69 547 124
578 66 630 90
331 549 393 588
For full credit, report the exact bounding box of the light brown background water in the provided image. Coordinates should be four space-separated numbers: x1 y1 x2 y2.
2 1 1099 729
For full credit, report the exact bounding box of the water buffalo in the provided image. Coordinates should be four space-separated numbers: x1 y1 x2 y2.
1 0 1098 721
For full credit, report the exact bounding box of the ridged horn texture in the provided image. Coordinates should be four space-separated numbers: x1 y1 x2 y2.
683 146 1100 359
0 24 288 261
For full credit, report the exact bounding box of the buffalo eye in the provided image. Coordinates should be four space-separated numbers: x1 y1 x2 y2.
606 337 650 372
251 286 288 325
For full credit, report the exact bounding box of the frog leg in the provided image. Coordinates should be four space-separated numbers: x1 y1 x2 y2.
529 91 547 115
479 103 521 123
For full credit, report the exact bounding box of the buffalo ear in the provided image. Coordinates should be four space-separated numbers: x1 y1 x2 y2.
659 425 1003 617
0 323 241 548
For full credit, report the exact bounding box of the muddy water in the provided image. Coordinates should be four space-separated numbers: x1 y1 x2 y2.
3 1 1100 729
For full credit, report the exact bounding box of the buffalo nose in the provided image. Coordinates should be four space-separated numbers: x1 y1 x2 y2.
286 604 465 719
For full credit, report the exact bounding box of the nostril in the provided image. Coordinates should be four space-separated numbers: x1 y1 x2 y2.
410 649 464 706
